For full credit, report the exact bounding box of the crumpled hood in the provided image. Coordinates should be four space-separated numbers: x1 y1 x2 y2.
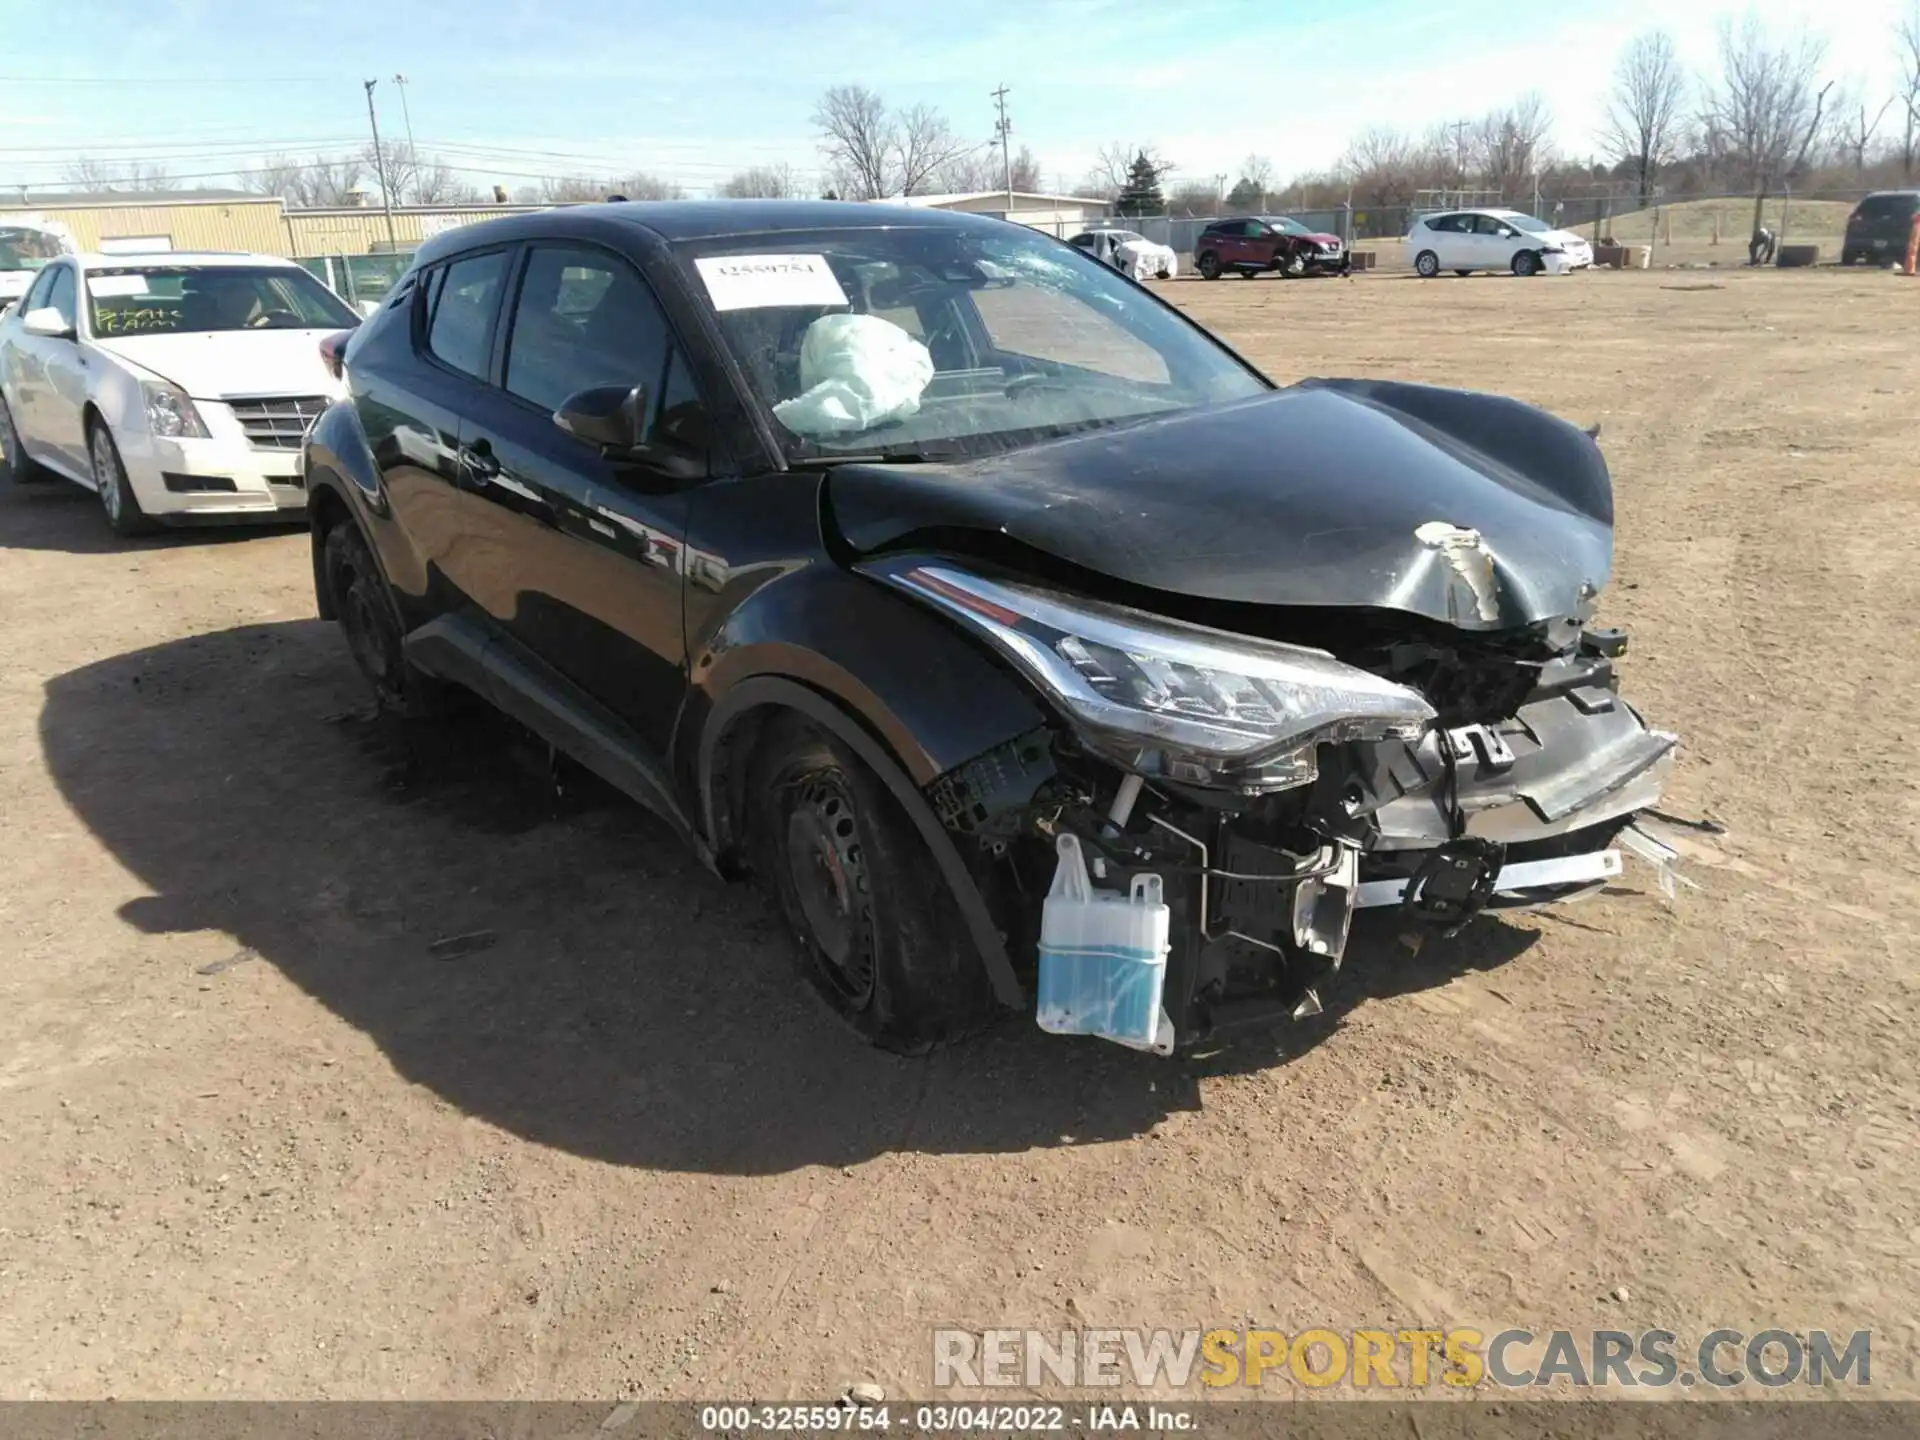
825 378 1613 632
1300 232 1343 248
93 329 342 400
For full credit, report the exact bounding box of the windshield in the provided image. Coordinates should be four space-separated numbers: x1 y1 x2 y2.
0 227 68 272
677 226 1267 461
1264 217 1310 235
1504 213 1556 234
85 265 359 336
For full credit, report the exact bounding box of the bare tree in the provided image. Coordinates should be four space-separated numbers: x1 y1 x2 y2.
611 171 683 200
1084 141 1170 199
61 158 173 193
1339 126 1422 206
1833 88 1896 175
1010 145 1043 192
897 104 970 195
1474 92 1553 199
243 153 368 208
814 84 896 200
365 140 477 206
1166 181 1218 216
1239 153 1274 204
1900 4 1920 178
534 175 608 204
1602 31 1685 208
720 164 799 199
1697 14 1833 236
933 150 999 193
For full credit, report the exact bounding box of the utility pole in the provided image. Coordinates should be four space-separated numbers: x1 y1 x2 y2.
392 73 418 205
1449 119 1470 201
991 84 1013 214
363 79 400 253
1214 172 1226 213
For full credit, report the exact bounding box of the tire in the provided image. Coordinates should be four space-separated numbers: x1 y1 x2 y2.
1196 250 1222 280
1454 269 1473 277
1512 250 1542 277
1840 250 1857 266
0 391 46 484
321 520 447 718
89 419 157 536
748 714 995 1052
1414 250 1440 278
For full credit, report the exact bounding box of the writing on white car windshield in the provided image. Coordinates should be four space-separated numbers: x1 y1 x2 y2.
85 266 359 337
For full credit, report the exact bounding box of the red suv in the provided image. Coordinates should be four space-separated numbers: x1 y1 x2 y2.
1194 216 1349 280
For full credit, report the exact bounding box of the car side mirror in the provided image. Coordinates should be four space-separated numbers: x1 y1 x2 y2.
22 306 73 340
554 384 704 481
555 384 646 452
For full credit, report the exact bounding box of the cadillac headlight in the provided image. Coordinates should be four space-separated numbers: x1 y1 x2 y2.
141 380 209 439
873 561 1435 791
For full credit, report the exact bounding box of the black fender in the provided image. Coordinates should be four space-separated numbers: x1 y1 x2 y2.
679 564 1047 1009
695 675 1026 1008
302 400 437 633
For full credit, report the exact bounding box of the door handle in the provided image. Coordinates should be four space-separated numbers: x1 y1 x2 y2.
458 439 500 481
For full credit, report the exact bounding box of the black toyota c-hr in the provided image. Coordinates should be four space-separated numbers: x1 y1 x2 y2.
304 200 1680 1056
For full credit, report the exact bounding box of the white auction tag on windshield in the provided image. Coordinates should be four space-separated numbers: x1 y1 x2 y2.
694 253 847 311
86 274 149 297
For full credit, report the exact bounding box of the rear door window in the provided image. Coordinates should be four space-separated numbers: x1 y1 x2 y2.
424 250 509 380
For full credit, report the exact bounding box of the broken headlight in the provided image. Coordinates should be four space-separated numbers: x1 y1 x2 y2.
874 561 1436 792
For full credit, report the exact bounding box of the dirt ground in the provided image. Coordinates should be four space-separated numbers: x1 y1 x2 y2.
1 266 1916 1403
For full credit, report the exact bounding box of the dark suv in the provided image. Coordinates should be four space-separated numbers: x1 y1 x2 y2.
1193 216 1349 280
304 201 1677 1055
1841 191 1920 266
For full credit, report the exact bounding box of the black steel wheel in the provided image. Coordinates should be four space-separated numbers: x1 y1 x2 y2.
322 521 445 717
750 715 996 1051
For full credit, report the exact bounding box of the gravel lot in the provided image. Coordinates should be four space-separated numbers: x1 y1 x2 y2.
1 266 1915 1401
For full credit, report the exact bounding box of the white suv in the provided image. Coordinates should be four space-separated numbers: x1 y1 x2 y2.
1405 209 1594 278
0 251 357 534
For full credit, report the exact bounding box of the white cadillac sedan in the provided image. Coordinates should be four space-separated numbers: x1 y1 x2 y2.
1404 208 1595 278
0 251 357 534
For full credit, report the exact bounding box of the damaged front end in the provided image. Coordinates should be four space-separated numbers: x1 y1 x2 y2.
870 558 1684 1054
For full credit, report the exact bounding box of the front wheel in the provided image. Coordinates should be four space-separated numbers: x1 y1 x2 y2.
90 420 156 536
1414 250 1440 278
1196 250 1222 280
749 716 995 1052
321 521 447 717
1512 250 1542 277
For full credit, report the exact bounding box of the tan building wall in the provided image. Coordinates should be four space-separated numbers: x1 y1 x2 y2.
0 197 289 255
282 205 541 256
0 196 547 261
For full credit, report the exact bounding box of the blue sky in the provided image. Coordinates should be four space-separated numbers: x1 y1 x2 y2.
0 0 1904 198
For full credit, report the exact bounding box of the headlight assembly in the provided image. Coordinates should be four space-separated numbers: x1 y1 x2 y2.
870 560 1436 792
140 380 209 439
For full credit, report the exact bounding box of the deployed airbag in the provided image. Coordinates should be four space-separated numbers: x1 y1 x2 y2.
771 313 935 436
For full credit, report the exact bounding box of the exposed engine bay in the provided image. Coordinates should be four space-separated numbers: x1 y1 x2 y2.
899 563 1686 1054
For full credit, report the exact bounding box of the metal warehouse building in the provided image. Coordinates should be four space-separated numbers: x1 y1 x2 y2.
0 189 544 258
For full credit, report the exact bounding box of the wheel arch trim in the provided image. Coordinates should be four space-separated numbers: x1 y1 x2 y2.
697 675 1025 1008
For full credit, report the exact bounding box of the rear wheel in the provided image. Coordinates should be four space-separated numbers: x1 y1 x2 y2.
89 419 156 536
0 392 45 484
749 715 995 1052
322 521 447 717
1196 250 1222 280
1414 250 1440 278
1512 250 1542 277
1454 269 1473 277
1840 250 1858 266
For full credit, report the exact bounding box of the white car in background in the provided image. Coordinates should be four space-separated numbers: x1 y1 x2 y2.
0 251 358 535
1067 227 1180 280
1404 208 1594 278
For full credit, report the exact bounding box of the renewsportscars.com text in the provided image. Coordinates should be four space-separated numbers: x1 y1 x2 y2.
932 1327 1872 1391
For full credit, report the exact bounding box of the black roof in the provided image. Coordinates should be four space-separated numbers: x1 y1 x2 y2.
414 198 1007 265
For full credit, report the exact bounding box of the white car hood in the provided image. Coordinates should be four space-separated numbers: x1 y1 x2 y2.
93 329 341 399
1538 229 1591 250
1113 238 1176 279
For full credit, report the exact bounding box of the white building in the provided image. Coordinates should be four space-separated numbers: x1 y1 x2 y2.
881 190 1112 234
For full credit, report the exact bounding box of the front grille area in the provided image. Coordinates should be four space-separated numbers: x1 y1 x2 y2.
226 395 329 451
